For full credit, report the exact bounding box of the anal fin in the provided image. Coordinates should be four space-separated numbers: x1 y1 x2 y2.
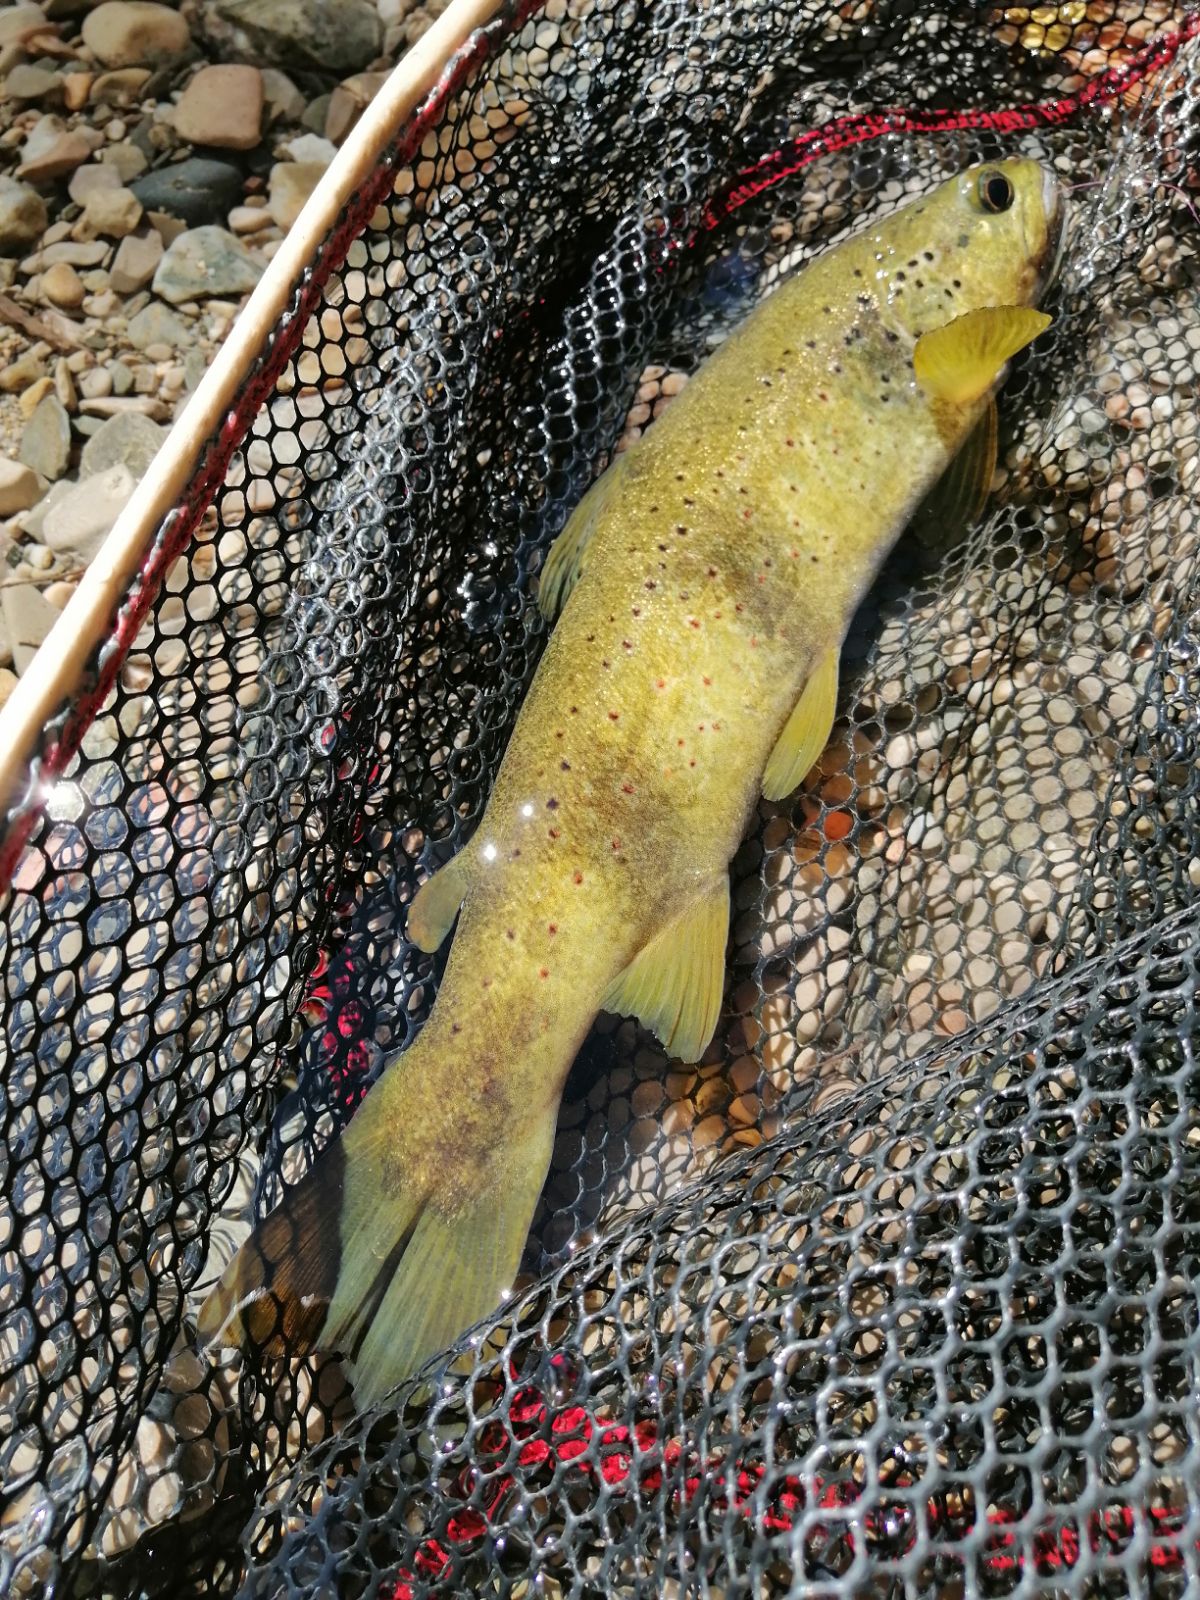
761 645 839 802
408 851 470 953
601 878 730 1064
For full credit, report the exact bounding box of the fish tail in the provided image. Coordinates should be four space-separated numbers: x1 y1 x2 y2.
197 1078 558 1408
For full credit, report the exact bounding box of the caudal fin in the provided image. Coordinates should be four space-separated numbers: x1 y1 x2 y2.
198 1098 557 1408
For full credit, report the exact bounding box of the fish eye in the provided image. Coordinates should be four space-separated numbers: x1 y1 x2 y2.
978 169 1015 214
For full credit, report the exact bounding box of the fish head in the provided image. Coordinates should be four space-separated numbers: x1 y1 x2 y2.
875 157 1067 334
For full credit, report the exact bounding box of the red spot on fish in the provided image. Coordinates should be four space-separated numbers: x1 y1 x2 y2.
573 871 584 884
570 706 579 715
703 675 712 686
689 760 696 768
539 967 550 979
743 509 752 520
561 759 571 771
786 438 794 447
698 723 705 732
611 838 622 852
677 738 685 747
451 1022 462 1034
645 580 657 590
506 930 515 940
791 549 799 559
608 710 620 721
548 923 558 935
751 636 759 648
656 678 666 689
713 721 721 731
482 977 493 988
547 797 559 809
621 782 635 794
735 603 744 613
707 567 717 578
688 618 700 629
756 573 766 584
602 659 611 669
548 827 561 839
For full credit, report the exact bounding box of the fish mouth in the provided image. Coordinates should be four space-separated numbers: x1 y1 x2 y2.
1036 167 1070 298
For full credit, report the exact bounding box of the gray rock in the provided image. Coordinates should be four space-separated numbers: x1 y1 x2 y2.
300 92 331 135
205 0 382 74
2 582 60 673
126 301 186 350
79 409 165 477
79 366 113 400
42 463 136 560
68 162 123 205
282 131 335 165
100 140 148 183
131 156 242 226
110 225 163 293
18 394 71 481
5 64 62 101
260 65 305 122
152 224 263 304
81 2 192 68
109 359 134 394
20 475 72 540
0 176 48 256
0 457 42 516
0 5 46 48
76 184 143 240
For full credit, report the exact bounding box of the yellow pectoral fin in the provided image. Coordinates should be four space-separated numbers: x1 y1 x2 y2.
914 306 1052 407
601 878 730 1064
538 449 633 621
761 645 839 803
407 851 471 952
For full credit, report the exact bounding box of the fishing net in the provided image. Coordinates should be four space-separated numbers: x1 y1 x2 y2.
3 0 1200 1593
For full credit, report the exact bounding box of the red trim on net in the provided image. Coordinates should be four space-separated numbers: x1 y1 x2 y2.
700 10 1200 232
384 1360 1193 1596
0 0 546 893
0 8 1195 898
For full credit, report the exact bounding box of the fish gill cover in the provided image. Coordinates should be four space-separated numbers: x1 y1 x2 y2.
1 1 1200 1596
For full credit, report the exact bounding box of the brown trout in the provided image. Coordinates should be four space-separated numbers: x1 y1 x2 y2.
200 158 1064 1404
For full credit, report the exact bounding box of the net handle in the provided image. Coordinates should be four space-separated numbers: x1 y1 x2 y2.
0 0 509 846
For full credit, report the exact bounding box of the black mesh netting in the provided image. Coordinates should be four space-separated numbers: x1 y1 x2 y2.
4 1 1200 1595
